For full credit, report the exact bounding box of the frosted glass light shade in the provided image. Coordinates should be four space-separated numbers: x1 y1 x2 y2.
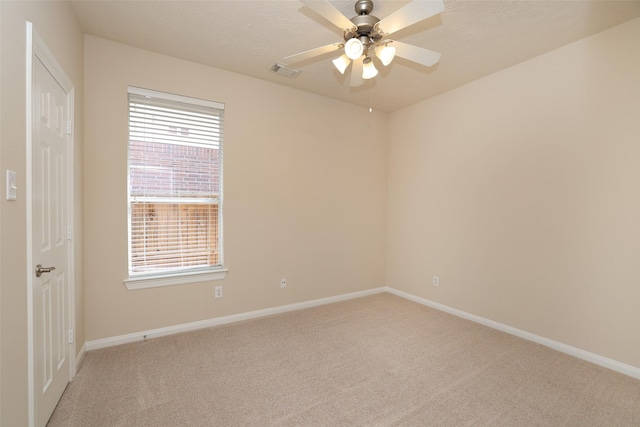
344 38 364 60
362 58 378 79
375 45 396 66
332 54 351 74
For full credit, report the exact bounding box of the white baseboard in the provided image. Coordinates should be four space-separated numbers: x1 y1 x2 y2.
385 286 640 380
74 342 87 375
85 287 386 351
83 285 639 380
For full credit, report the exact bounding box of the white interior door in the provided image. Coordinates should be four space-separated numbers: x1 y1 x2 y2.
32 53 71 427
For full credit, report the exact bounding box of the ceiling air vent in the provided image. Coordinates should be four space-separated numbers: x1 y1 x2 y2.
271 63 301 78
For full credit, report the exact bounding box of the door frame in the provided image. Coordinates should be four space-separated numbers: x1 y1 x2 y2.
25 21 76 427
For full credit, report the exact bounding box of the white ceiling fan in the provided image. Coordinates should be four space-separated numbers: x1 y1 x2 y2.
283 0 444 86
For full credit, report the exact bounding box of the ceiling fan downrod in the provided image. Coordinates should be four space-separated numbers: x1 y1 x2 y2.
355 0 373 15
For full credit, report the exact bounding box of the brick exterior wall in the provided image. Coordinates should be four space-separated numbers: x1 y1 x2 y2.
128 139 221 273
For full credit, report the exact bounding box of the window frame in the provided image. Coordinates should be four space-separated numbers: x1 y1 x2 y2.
124 86 227 290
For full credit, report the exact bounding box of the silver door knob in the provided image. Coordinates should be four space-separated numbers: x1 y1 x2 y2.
35 264 56 278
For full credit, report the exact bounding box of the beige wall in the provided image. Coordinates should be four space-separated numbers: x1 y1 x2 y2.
387 18 640 368
0 1 84 425
83 36 388 341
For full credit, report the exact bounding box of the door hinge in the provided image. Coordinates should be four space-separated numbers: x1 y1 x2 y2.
68 329 74 344
67 226 72 240
66 120 73 135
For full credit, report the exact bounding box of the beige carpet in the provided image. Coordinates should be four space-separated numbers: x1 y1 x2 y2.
48 293 640 426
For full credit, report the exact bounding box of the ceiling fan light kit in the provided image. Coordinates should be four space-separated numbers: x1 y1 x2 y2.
362 57 379 79
284 0 444 87
375 44 396 66
345 38 364 60
332 54 351 74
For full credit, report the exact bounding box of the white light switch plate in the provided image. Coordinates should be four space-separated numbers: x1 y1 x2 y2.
6 170 17 201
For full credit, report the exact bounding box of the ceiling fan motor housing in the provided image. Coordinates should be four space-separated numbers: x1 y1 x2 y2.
345 0 382 48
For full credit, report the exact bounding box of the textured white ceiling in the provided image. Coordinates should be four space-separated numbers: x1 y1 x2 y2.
70 0 640 112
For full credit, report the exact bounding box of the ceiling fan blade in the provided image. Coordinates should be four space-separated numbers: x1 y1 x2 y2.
376 0 444 36
391 41 441 67
284 43 343 64
300 0 357 32
350 57 364 87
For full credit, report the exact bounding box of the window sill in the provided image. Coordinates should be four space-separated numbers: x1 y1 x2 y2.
124 268 228 290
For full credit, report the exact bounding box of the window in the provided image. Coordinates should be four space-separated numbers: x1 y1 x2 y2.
125 87 227 289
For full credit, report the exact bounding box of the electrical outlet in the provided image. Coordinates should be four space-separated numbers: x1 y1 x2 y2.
280 278 287 288
214 285 223 298
432 276 440 287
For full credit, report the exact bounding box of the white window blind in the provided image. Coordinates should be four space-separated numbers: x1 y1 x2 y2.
127 87 224 277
